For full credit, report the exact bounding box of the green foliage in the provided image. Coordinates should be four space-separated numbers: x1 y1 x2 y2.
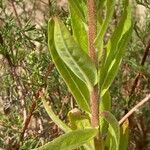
119 120 129 150
0 0 70 149
33 128 98 150
41 95 71 133
44 0 133 150
68 0 88 53
99 0 132 97
95 0 116 55
99 91 111 136
1 0 150 150
54 18 97 90
101 111 120 150
48 18 90 113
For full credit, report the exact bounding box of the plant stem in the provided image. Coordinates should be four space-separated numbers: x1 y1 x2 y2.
87 0 101 149
87 0 97 64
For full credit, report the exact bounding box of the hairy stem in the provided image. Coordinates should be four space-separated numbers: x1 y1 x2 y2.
87 0 101 149
87 0 97 64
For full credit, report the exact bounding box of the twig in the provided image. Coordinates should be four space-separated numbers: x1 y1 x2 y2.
129 38 150 97
43 63 54 86
16 62 54 149
141 38 150 66
119 94 150 125
19 100 37 143
15 98 37 150
10 0 36 49
0 33 4 45
10 0 22 27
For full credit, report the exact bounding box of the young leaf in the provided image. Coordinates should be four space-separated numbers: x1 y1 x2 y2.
100 0 132 96
67 109 94 150
54 18 97 90
68 1 88 53
101 111 120 150
48 19 90 113
68 108 90 130
68 0 86 23
33 128 98 150
41 96 71 133
101 27 132 96
99 91 111 136
95 0 115 56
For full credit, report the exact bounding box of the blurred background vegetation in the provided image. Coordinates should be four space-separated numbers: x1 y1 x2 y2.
0 0 149 150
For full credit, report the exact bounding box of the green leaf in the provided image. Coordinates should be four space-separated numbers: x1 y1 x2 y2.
100 0 132 96
68 0 86 23
68 1 88 53
41 96 71 133
119 119 129 150
102 27 132 97
48 19 90 113
67 109 94 150
96 0 106 12
99 91 111 136
95 0 115 58
54 18 97 90
33 128 98 150
68 108 90 130
101 111 120 150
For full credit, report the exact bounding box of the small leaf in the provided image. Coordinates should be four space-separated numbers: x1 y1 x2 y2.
67 109 94 150
41 96 71 133
48 19 90 113
101 111 120 150
54 18 97 90
69 1 88 53
101 26 132 97
33 128 98 150
68 0 86 23
99 91 111 136
68 108 90 130
95 0 115 58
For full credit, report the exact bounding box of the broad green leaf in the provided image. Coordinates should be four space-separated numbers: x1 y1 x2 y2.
100 0 132 96
99 91 111 136
68 1 88 53
101 111 120 150
119 119 129 150
33 128 98 150
48 19 90 113
41 96 71 133
95 0 115 59
54 18 97 90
